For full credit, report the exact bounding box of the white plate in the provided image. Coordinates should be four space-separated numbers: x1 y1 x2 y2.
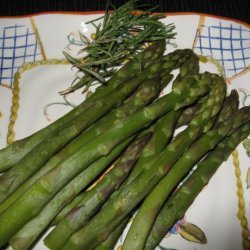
0 12 249 250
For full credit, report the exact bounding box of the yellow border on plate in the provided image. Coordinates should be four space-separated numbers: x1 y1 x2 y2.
232 150 250 250
7 58 69 144
30 17 47 60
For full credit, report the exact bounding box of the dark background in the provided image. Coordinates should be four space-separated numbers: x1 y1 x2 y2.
0 0 249 23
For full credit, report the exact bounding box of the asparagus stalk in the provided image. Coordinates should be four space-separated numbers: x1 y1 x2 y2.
0 59 166 203
51 107 169 226
94 217 130 250
65 106 249 250
60 75 223 250
0 40 166 173
52 57 200 227
214 89 239 126
10 135 150 250
0 48 194 217
0 71 212 247
0 74 163 214
109 85 238 250
123 104 249 250
125 53 200 185
172 53 199 89
49 55 198 226
51 85 199 226
162 49 197 72
122 75 227 250
43 135 150 250
126 111 180 183
145 122 250 250
176 85 238 129
7 137 134 250
176 103 201 127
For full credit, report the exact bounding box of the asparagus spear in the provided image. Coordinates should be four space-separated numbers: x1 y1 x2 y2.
145 122 250 250
172 54 199 89
10 134 150 250
0 58 166 203
0 74 163 214
60 74 223 250
119 75 227 250
0 71 212 247
42 135 150 250
214 89 239 126
94 217 129 250
106 86 239 249
162 49 197 72
51 73 199 226
161 53 200 136
123 103 249 250
176 103 201 127
0 47 195 217
65 106 250 250
127 111 180 182
51 108 169 226
51 55 199 228
127 53 200 184
177 85 238 129
46 57 198 227
0 40 166 173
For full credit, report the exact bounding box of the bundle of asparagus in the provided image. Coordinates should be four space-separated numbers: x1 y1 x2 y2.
0 39 249 250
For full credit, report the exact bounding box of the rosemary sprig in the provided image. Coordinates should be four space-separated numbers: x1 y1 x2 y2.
60 0 176 95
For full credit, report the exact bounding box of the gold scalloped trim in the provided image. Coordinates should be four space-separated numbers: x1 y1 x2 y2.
192 16 206 49
7 58 70 144
232 149 250 250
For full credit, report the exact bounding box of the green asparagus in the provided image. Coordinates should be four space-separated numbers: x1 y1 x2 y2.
0 40 166 173
94 217 130 250
10 134 149 250
145 122 250 250
60 74 222 250
0 74 163 214
65 106 249 250
122 75 227 250
34 50 197 227
118 55 200 189
214 89 239 126
0 70 212 247
43 135 150 250
0 58 166 203
123 104 249 250
51 69 199 226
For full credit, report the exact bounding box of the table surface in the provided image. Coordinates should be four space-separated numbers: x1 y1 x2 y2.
0 0 249 23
